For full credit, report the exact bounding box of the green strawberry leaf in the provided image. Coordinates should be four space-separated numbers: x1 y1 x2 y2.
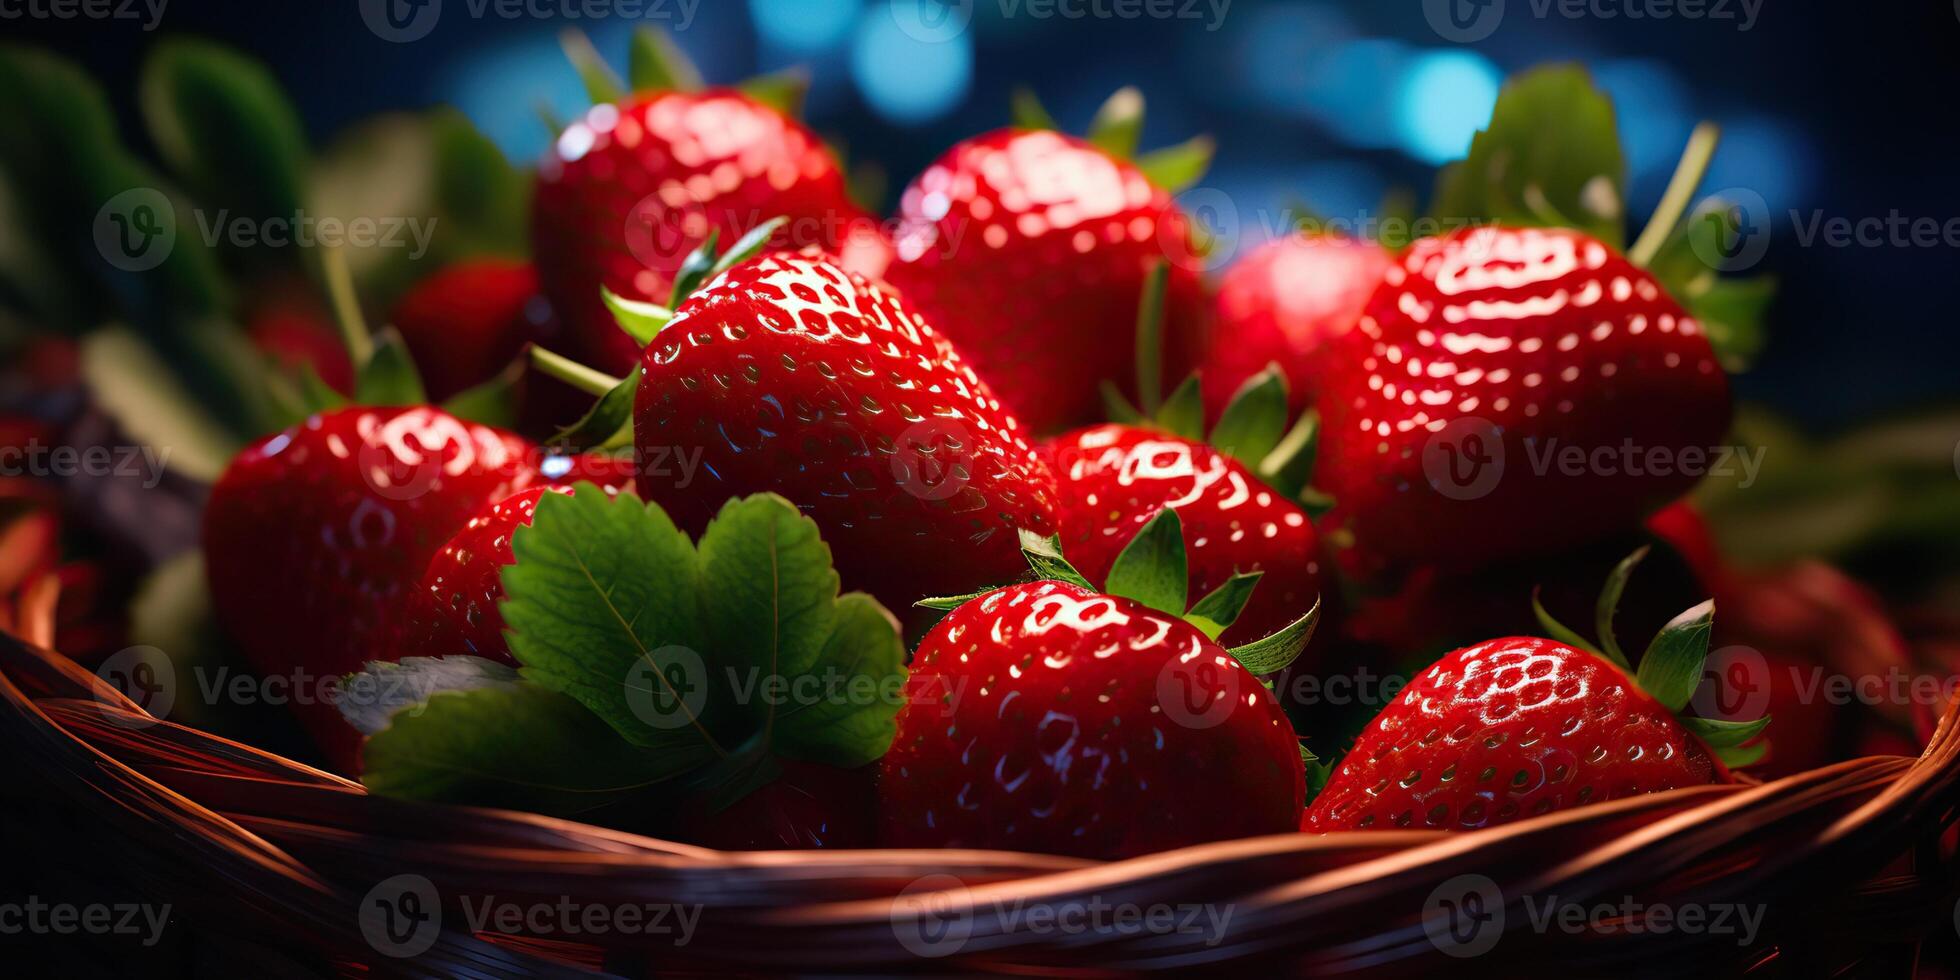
1224 599 1320 676
353 328 428 407
1257 410 1320 501
1684 274 1774 373
549 373 637 452
737 69 810 116
1133 260 1170 414
1185 571 1263 641
1431 64 1627 248
1104 508 1188 616
502 486 711 747
1153 375 1205 442
695 494 905 767
1680 714 1770 749
1532 586 1605 659
1134 135 1214 194
361 680 704 816
666 229 722 309
139 38 310 241
559 28 626 104
1712 740 1769 769
628 25 704 94
1019 530 1094 590
710 216 789 277
1010 87 1059 131
603 286 675 345
295 362 349 415
428 107 529 256
1634 599 1715 712
1099 382 1143 424
1594 546 1649 670
1085 86 1144 159
1209 365 1290 466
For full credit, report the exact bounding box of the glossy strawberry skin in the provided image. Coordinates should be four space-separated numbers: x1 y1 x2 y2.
632 249 1057 612
531 90 872 375
1040 424 1325 644
1201 233 1391 421
1303 636 1726 832
886 129 1207 432
203 406 540 768
883 580 1303 858
1315 226 1732 578
391 259 547 402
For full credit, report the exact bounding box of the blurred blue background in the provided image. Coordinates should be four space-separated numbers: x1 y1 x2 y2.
24 0 1959 430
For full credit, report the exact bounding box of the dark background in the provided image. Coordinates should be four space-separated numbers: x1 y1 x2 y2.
12 0 1958 431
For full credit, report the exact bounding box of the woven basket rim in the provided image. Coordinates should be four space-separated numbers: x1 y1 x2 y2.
5 625 1958 974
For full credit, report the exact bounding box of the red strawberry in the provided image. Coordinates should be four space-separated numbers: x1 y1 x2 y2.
1040 424 1324 644
1201 233 1391 422
1315 225 1732 578
390 258 547 402
1302 634 1729 831
882 580 1304 858
631 248 1057 612
885 128 1207 431
246 292 353 394
395 460 632 667
203 406 541 768
531 90 872 376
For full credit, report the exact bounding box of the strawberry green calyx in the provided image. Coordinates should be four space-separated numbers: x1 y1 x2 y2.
1103 259 1323 500
1533 547 1768 769
555 26 810 122
1010 85 1214 193
921 507 1321 677
1430 63 1771 371
294 245 523 424
528 218 789 452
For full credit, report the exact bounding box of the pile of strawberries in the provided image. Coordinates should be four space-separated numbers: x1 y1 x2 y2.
190 39 1785 858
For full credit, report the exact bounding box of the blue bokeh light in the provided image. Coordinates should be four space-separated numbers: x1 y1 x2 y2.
750 0 861 54
851 2 973 124
1392 50 1502 165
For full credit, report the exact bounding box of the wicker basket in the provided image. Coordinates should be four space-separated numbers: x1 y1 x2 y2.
0 549 1953 978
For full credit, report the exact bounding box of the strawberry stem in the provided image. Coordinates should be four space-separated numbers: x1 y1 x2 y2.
319 245 373 368
1628 121 1721 267
530 346 623 396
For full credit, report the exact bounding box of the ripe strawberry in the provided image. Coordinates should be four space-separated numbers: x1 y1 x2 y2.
1302 635 1728 831
394 461 632 667
1040 424 1323 644
632 248 1058 612
1201 233 1391 422
1304 559 1760 832
882 579 1304 858
531 90 872 375
1315 225 1732 578
885 127 1207 431
390 258 548 402
203 406 541 768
